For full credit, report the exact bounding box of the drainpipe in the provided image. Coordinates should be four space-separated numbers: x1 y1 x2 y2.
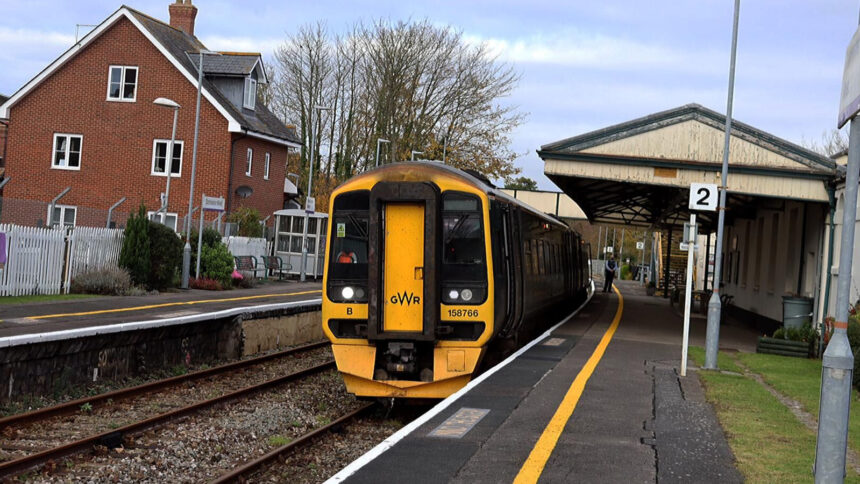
822 184 837 328
226 130 248 215
797 202 808 295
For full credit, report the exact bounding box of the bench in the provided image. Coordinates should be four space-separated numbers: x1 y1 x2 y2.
234 255 261 278
259 255 291 280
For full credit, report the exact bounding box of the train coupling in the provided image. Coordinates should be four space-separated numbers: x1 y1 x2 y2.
383 342 417 375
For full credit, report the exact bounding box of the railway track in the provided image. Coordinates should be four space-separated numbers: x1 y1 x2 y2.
0 341 335 480
210 402 376 483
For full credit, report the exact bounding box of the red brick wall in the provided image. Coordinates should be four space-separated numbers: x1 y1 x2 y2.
2 16 236 225
228 135 289 226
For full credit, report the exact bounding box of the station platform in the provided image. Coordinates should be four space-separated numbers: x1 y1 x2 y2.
0 281 322 338
331 280 758 483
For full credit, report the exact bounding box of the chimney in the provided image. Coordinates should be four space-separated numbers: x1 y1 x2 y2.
169 0 198 36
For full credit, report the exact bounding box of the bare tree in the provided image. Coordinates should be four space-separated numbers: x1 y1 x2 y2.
802 128 849 157
270 19 524 197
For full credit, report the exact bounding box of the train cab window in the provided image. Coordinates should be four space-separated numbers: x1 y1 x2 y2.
441 191 487 288
328 191 370 301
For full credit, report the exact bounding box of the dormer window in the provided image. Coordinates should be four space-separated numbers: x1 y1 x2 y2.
107 66 138 102
243 77 257 110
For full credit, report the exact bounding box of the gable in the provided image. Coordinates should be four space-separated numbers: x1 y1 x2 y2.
580 119 811 172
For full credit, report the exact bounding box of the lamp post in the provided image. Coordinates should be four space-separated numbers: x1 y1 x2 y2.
153 97 180 227
375 138 390 167
300 104 331 282
411 150 423 161
182 50 221 289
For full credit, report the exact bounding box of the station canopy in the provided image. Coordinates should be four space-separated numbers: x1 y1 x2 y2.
538 104 837 229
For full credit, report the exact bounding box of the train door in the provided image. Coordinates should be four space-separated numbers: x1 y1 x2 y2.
383 203 425 332
367 182 439 341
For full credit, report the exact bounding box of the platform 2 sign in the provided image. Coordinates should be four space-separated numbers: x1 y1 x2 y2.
840 26 860 127
689 183 718 211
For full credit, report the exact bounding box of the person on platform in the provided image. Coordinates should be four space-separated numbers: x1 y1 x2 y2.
604 255 618 292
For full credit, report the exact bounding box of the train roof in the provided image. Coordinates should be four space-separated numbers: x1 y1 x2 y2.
342 162 570 229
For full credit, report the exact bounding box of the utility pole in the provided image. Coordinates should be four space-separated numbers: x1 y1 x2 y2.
814 5 860 479
704 0 740 370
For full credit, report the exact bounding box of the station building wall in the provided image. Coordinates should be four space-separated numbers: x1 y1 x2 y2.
720 200 827 326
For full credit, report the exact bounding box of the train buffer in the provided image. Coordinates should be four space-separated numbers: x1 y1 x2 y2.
331 280 759 483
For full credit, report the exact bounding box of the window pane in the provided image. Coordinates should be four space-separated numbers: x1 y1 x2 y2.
123 82 135 99
52 207 61 224
308 217 317 233
290 235 302 252
64 207 76 225
154 143 166 173
443 212 483 264
170 143 181 174
277 237 289 252
278 216 290 234
109 67 121 98
292 217 303 233
55 136 67 153
70 137 81 153
68 151 80 167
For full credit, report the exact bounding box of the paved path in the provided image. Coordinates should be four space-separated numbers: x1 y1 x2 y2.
0 281 322 338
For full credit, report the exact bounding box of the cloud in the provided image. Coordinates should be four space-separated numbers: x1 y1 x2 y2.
0 26 74 48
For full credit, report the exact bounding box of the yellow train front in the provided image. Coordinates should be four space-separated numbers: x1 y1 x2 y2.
322 162 590 399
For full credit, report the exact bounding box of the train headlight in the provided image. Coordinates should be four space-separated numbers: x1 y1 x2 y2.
448 289 459 300
461 289 473 302
342 286 355 300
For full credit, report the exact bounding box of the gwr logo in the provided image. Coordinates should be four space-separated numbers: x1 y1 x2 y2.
390 291 421 306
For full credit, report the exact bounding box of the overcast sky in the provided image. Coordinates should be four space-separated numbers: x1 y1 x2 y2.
0 0 856 188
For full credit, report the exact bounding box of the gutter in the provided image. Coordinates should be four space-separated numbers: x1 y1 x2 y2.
227 129 248 214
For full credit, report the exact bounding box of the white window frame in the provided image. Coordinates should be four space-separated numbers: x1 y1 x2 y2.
243 77 257 110
246 148 253 176
48 204 77 228
264 152 270 180
147 211 179 232
51 133 83 170
151 139 184 177
106 65 138 102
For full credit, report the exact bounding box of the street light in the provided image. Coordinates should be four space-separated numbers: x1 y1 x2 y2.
411 150 423 161
375 138 390 167
153 97 180 226
300 104 331 282
183 49 221 289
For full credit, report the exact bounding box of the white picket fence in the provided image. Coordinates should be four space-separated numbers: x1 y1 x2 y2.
65 227 125 293
0 224 67 296
0 224 125 297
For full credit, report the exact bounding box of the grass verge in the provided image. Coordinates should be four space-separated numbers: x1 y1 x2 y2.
0 293 99 306
688 346 860 482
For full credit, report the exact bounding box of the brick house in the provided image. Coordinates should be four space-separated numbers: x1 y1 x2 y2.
0 1 301 230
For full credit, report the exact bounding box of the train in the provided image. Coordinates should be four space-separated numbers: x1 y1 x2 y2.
321 161 592 399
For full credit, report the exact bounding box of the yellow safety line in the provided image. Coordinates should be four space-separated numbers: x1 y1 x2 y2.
513 284 624 484
28 290 322 320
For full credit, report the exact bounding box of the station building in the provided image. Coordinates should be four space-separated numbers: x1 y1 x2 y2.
539 104 842 332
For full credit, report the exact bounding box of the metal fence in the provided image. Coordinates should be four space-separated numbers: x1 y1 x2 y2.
0 224 125 296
